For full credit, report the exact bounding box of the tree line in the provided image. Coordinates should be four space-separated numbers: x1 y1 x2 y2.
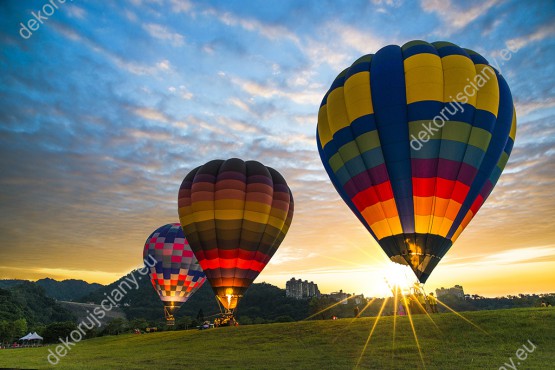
1 276 553 346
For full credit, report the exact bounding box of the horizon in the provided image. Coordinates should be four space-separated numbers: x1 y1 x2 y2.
1 1 554 299
3 273 554 300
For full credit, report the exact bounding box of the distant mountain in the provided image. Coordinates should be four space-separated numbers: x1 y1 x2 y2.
0 279 28 289
79 270 219 321
0 278 103 301
79 270 310 322
2 273 311 325
36 278 104 301
0 282 76 326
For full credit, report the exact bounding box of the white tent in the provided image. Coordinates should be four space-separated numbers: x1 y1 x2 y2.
28 332 43 340
19 332 33 341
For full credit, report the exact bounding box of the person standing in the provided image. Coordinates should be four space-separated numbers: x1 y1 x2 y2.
417 292 427 313
427 292 438 313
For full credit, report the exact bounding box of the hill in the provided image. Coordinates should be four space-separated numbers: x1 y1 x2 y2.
1 308 553 369
36 278 104 301
79 271 309 323
0 279 104 301
0 280 28 289
0 282 75 326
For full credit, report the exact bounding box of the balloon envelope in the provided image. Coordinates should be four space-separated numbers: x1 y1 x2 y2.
317 40 516 283
143 223 206 315
178 158 294 312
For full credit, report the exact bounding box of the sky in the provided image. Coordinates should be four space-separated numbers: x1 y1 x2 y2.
1 0 554 298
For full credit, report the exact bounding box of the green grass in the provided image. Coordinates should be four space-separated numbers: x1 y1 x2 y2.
1 308 554 369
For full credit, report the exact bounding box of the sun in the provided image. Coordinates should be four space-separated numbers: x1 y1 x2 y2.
382 262 419 296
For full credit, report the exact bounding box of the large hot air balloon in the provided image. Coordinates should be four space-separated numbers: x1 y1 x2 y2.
143 223 206 325
317 40 516 283
178 158 294 316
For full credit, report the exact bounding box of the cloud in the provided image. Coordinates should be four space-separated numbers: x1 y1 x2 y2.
124 9 138 22
156 59 172 71
168 85 193 100
66 5 87 19
228 75 323 106
514 97 555 117
371 0 403 6
295 20 389 83
420 0 500 35
229 97 252 114
202 6 300 44
505 23 555 51
327 22 387 55
170 0 193 14
215 116 263 134
51 23 173 76
444 245 555 268
142 23 185 47
132 107 171 123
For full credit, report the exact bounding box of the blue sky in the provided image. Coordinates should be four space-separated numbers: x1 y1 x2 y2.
1 0 554 297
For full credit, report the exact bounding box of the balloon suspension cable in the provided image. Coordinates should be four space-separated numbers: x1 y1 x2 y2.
163 306 175 326
216 296 225 314
215 294 235 316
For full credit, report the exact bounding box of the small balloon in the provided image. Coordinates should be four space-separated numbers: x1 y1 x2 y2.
143 223 206 324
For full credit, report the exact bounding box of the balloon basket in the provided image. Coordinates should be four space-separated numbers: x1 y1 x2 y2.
164 306 175 326
214 312 238 327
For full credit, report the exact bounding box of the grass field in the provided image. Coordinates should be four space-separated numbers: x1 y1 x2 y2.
1 308 553 369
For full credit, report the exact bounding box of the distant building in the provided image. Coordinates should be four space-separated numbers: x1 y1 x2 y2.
436 285 465 299
286 278 320 299
329 289 350 304
351 294 365 305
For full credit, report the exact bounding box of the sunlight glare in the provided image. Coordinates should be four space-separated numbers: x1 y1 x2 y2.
382 262 418 296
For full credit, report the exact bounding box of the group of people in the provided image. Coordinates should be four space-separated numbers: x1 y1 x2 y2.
213 314 238 327
351 287 440 318
397 286 439 316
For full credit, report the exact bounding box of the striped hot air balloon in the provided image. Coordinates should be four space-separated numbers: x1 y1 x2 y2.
143 223 206 325
178 158 294 313
317 40 516 283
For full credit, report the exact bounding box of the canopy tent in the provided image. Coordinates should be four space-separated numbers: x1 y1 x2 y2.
18 332 43 347
19 332 33 341
28 332 43 340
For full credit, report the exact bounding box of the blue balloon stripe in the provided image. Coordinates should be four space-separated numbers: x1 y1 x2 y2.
370 45 415 233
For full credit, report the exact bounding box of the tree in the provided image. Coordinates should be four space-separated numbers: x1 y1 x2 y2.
253 317 266 325
196 309 204 322
42 322 78 343
237 316 252 325
274 315 294 323
129 318 149 331
0 320 14 343
175 316 193 330
13 318 27 338
101 318 128 336
309 296 338 320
